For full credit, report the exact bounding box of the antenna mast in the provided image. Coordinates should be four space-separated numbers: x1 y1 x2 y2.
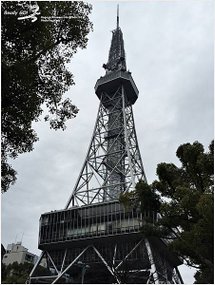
117 4 119 28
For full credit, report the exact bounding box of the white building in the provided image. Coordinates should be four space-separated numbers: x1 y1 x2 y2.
2 242 38 266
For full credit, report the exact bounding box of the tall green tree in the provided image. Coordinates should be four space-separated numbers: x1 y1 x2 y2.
152 141 214 284
121 141 214 283
1 1 93 193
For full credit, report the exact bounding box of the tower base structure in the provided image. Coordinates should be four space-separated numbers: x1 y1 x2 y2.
28 201 183 284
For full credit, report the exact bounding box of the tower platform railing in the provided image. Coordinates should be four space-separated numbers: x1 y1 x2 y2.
95 70 139 105
39 201 158 249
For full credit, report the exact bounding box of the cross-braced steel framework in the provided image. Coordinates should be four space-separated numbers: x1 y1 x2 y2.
29 233 183 284
28 11 184 284
65 84 146 208
28 76 183 282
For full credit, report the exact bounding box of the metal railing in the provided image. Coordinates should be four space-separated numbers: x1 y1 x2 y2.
39 202 157 245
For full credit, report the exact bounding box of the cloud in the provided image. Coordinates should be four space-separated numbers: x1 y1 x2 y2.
1 2 213 283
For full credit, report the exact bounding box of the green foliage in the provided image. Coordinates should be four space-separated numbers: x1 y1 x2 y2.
154 141 214 283
119 190 137 209
2 261 33 284
129 141 213 283
136 180 161 213
1 1 93 192
119 181 160 212
140 223 172 239
1 261 50 284
119 181 160 225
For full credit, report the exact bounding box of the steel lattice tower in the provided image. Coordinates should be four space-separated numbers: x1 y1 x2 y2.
28 10 183 284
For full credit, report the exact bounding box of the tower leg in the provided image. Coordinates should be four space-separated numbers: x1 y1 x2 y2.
27 251 46 283
145 239 159 284
52 246 91 284
93 246 120 284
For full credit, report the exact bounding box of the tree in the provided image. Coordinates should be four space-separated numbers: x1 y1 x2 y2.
1 261 33 284
1 261 50 284
152 141 214 284
120 141 214 283
1 1 93 192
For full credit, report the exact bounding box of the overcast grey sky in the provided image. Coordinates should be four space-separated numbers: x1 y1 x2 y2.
1 1 214 283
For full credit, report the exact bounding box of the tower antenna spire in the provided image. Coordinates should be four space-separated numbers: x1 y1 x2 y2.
117 4 119 29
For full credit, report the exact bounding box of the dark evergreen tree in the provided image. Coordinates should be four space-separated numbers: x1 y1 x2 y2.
1 1 93 192
120 141 214 283
152 141 214 284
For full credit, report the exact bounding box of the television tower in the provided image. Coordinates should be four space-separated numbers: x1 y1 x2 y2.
28 9 183 284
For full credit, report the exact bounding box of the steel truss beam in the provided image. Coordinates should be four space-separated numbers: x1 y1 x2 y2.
30 82 183 284
28 239 183 284
65 84 146 208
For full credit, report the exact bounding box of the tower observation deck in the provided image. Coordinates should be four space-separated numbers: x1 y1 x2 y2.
28 9 183 284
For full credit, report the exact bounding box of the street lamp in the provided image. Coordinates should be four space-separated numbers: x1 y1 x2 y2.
77 261 90 284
